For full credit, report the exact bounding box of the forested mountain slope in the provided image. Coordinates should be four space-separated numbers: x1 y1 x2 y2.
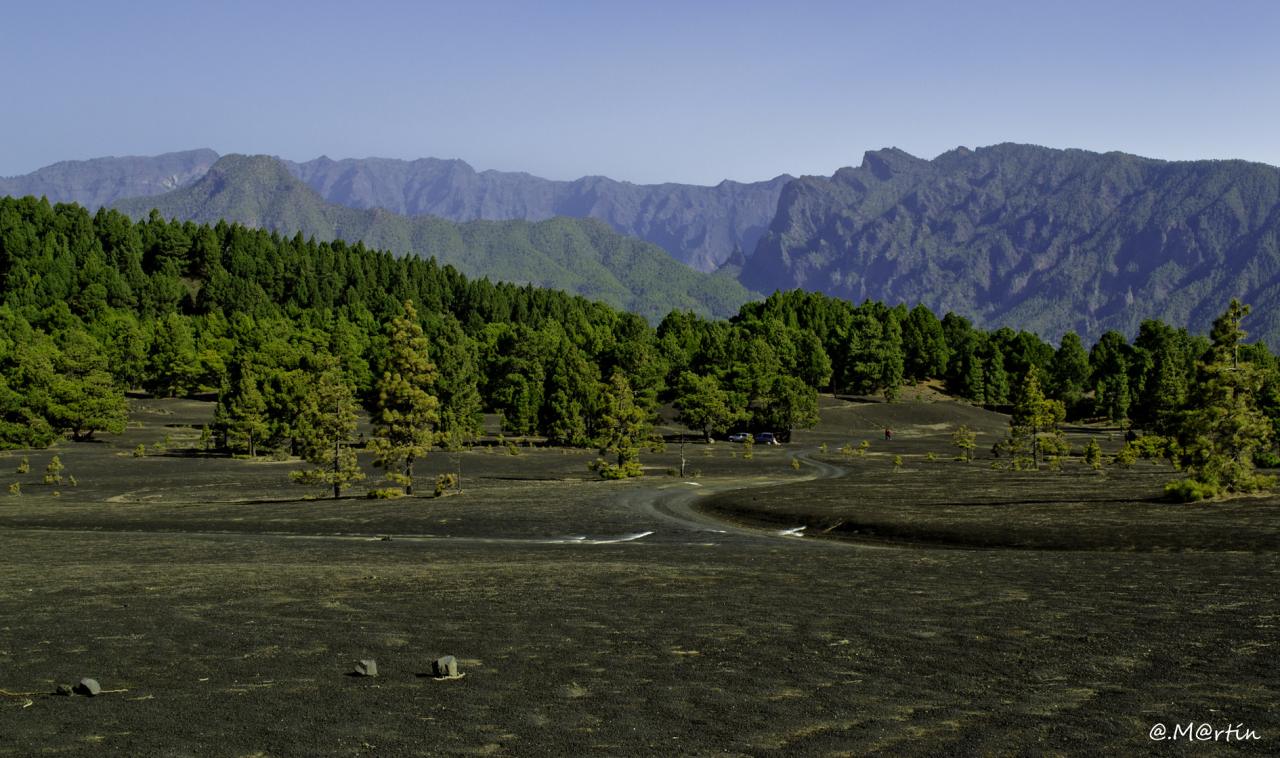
113 155 757 320
285 156 791 272
743 144 1280 346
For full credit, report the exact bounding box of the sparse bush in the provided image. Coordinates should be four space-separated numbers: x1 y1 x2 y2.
1084 439 1103 470
790 458 801 470
133 444 146 458
366 487 406 500
7 482 18 496
893 455 903 469
839 443 855 457
506 442 520 456
818 443 828 454
434 473 458 497
68 475 78 487
952 425 976 462
858 440 870 457
589 458 642 479
16 457 30 474
1113 444 1138 468
44 456 64 485
270 449 290 462
926 451 936 461
1165 478 1221 502
742 436 754 461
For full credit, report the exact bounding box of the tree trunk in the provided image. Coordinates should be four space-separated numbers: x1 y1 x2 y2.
333 439 341 499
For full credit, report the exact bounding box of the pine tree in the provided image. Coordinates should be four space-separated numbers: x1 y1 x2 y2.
215 362 270 457
1003 371 1066 470
674 371 743 443
1168 300 1274 499
45 329 128 441
592 371 657 479
291 363 365 498
1047 331 1090 408
369 301 439 495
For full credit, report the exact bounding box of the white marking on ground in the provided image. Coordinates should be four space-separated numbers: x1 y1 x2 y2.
778 526 807 537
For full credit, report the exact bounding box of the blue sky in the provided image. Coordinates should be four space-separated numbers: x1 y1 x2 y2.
3 0 1278 184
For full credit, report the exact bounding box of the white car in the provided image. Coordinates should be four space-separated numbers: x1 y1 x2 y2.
728 432 751 443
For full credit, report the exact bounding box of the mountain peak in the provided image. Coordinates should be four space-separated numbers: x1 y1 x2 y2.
859 147 928 180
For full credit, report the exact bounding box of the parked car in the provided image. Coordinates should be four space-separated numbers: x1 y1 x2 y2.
754 432 780 445
728 432 751 443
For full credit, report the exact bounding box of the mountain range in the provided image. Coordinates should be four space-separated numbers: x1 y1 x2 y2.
1 150 787 273
111 155 756 322
743 144 1280 344
7 144 1280 344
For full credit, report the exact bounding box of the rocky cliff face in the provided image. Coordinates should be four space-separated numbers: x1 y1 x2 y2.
742 143 1280 343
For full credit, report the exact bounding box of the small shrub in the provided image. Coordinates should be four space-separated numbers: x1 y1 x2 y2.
68 475 78 487
1113 444 1138 468
7 482 18 496
506 443 520 456
893 454 903 469
589 458 642 479
44 456 64 485
926 451 936 461
367 487 406 500
839 443 855 457
857 440 870 457
133 444 146 458
1165 478 1220 502
52 491 61 498
818 443 828 454
951 425 976 462
270 449 290 462
1084 439 1103 470
16 456 30 474
434 473 458 497
790 458 801 470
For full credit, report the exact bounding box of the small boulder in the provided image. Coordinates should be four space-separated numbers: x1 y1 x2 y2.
74 678 101 696
432 656 458 678
353 659 377 677
54 683 73 696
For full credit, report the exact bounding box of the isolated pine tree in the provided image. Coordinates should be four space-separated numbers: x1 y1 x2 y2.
1003 371 1066 470
369 301 439 495
291 363 364 499
592 371 656 479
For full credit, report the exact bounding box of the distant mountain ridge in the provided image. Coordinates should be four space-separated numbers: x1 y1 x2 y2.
0 149 218 210
284 157 792 273
112 154 758 321
1 150 789 273
743 143 1280 345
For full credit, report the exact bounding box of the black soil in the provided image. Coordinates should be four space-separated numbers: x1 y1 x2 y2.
0 396 1275 756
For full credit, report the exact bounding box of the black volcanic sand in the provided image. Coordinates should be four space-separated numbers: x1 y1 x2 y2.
0 396 1275 756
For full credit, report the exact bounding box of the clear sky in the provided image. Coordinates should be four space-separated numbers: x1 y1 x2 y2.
3 0 1278 184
